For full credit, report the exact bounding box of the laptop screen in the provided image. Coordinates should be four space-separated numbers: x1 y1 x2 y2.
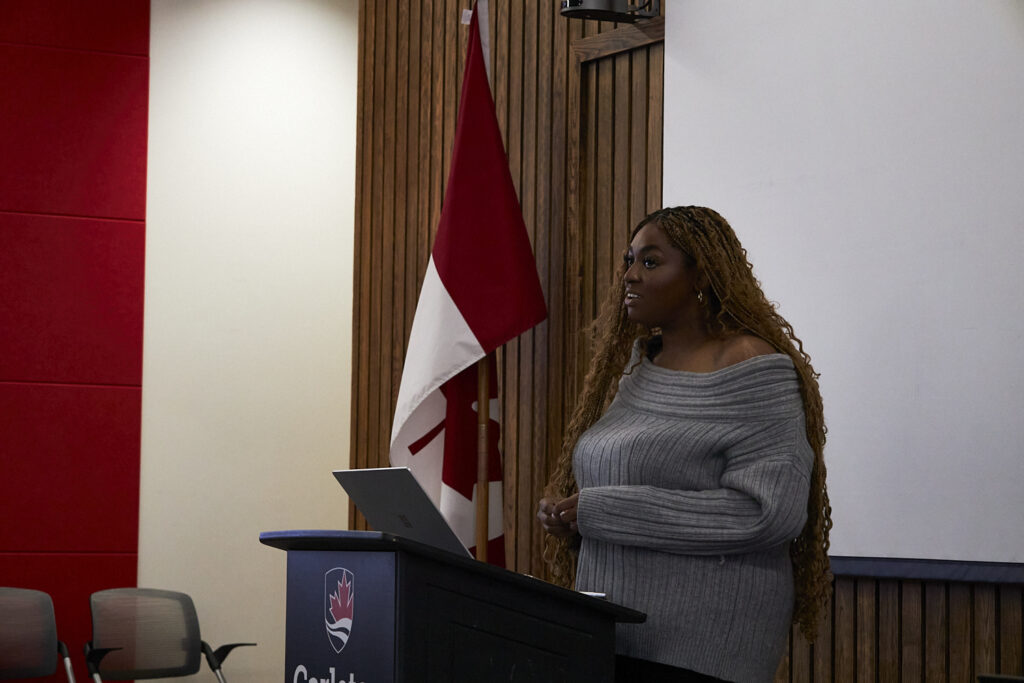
332 467 472 558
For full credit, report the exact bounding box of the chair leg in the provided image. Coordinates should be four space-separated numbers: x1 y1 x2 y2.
58 642 76 683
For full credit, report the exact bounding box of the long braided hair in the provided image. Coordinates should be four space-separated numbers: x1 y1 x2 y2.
542 206 832 641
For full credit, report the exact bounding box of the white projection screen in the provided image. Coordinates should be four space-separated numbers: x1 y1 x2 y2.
662 2 1024 568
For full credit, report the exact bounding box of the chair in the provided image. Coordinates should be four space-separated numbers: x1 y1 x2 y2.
84 588 254 683
0 587 76 682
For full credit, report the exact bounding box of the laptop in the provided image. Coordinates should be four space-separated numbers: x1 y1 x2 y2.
333 467 473 558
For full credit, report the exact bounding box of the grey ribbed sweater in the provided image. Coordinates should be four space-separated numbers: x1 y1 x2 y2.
574 350 813 683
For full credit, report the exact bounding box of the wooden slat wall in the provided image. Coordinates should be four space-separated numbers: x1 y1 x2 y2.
350 2 1024 681
775 579 1023 682
351 0 643 579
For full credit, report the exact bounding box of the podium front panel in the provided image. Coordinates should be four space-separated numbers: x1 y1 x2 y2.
396 553 615 682
284 550 396 683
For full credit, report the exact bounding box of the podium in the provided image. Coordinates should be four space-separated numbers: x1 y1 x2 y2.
261 530 644 683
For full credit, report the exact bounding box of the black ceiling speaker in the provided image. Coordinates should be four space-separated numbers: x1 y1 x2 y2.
560 0 660 23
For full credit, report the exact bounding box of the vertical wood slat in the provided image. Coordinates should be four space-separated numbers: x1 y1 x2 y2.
417 0 434 290
610 50 629 274
350 0 371 528
592 54 612 320
877 580 900 683
498 0 522 570
351 5 1023 682
975 583 998 675
902 580 924 682
440 0 457 189
365 0 387 525
378 0 397 534
856 579 877 683
493 0 508 149
429 0 446 252
581 51 598 347
775 641 790 683
402 1 419 353
571 25 591 406
528 0 553 580
518 0 539 576
387 0 400 435
563 14 584 431
629 47 649 229
1002 585 1023 674
834 578 856 683
949 583 972 682
646 40 664 207
925 582 949 683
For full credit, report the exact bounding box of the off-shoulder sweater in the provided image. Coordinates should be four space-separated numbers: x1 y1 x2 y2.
574 351 813 683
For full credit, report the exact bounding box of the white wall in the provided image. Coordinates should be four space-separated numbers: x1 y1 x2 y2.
142 1 358 680
663 1 1024 563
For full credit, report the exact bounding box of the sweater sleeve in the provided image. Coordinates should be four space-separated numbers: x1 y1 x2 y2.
575 416 812 555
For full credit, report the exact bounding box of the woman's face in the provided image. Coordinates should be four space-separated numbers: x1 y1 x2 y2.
623 222 699 331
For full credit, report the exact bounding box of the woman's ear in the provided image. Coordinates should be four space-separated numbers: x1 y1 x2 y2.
695 270 710 292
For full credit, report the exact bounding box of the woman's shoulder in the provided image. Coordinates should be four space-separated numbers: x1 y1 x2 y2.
715 333 777 370
616 340 801 420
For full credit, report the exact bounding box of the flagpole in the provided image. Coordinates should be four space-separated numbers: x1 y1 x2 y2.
476 356 490 561
475 0 491 565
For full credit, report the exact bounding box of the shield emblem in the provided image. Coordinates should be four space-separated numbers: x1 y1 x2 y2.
324 567 355 653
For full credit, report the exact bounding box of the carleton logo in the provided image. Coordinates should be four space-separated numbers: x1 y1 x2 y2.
324 568 355 653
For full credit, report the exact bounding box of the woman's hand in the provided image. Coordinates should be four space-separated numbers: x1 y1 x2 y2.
537 493 580 538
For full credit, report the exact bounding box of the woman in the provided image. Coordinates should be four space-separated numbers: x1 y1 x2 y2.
538 206 831 683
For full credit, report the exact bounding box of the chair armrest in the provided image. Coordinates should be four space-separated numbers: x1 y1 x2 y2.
201 641 257 670
82 643 122 676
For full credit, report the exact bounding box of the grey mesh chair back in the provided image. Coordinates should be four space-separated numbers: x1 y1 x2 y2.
0 587 76 682
85 588 201 679
85 588 253 683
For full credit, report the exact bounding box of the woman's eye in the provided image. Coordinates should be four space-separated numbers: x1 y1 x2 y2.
642 258 657 268
624 255 635 267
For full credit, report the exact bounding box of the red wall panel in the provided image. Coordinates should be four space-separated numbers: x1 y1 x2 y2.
1 2 148 662
0 44 148 219
0 383 141 552
0 213 144 385
0 0 149 55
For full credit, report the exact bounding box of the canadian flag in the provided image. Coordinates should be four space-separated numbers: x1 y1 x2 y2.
389 1 546 566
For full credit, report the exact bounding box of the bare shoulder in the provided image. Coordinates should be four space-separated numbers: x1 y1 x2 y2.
716 334 777 369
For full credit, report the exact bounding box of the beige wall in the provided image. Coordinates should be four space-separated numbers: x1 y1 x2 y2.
141 1 358 680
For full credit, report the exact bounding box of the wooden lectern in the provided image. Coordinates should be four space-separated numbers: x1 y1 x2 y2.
261 530 644 683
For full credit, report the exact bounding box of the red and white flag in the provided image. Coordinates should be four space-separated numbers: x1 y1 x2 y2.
389 1 546 566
